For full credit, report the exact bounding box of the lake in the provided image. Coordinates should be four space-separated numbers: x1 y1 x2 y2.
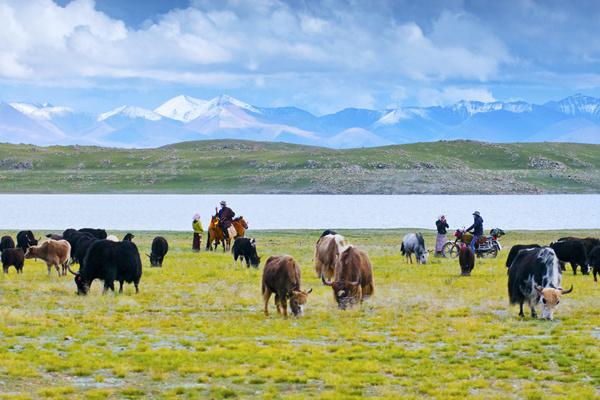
0 194 598 232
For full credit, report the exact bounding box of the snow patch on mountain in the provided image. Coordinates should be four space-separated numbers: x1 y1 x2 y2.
99 106 164 121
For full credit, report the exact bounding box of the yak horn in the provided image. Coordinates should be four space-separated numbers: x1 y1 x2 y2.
561 285 574 294
66 264 80 276
350 269 362 287
534 284 544 293
307 288 313 294
321 269 333 286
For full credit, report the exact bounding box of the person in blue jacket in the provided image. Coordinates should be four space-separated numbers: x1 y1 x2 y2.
466 211 484 255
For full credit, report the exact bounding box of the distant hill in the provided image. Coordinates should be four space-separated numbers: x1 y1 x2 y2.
0 139 597 194
3 94 600 149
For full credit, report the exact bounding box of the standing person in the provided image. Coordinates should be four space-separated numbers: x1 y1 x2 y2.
435 215 449 257
192 214 203 252
216 201 235 240
466 211 484 256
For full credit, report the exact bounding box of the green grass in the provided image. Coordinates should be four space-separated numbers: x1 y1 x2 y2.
1 228 600 398
0 139 598 193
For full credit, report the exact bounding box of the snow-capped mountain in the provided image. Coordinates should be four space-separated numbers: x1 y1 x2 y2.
2 94 600 148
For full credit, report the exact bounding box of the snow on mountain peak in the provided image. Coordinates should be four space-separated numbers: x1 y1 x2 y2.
545 94 600 116
99 106 164 121
450 100 532 116
11 102 78 120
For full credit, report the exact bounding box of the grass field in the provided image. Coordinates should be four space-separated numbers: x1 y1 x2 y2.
0 140 599 194
2 228 600 399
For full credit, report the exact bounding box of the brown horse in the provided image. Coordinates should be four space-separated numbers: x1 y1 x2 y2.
224 216 249 250
206 214 226 252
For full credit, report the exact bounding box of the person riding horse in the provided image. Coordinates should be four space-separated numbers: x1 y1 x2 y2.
216 201 235 240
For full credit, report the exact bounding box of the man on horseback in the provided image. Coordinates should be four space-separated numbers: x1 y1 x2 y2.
216 200 235 240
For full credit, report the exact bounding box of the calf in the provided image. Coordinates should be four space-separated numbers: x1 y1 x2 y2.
148 236 168 267
322 245 374 309
69 240 142 295
459 244 475 276
314 233 346 280
262 255 312 317
401 233 429 264
0 235 15 252
232 237 260 268
24 239 71 276
1 248 24 274
506 244 541 271
508 247 573 320
550 240 588 275
589 245 600 282
16 230 38 253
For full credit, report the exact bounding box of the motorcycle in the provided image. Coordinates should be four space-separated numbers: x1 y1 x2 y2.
442 228 505 259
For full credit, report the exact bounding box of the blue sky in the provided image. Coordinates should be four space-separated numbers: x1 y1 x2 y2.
1 0 600 115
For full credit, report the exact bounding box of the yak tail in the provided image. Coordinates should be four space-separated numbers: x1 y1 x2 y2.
401 241 405 256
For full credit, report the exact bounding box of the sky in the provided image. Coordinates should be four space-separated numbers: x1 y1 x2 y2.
1 0 600 115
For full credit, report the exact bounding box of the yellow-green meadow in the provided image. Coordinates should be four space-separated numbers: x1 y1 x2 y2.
1 229 600 399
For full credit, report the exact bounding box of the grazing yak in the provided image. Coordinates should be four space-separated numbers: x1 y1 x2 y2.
322 245 374 310
0 235 15 252
148 236 169 267
589 246 600 282
550 239 589 275
231 237 260 268
558 236 600 257
68 240 142 295
45 233 63 240
314 232 346 280
73 236 98 269
16 230 38 253
262 255 312 317
506 244 541 271
508 246 573 320
24 239 71 276
459 244 475 276
401 233 429 264
2 248 24 274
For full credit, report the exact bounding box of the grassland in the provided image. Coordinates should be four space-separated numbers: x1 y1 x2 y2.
2 228 600 399
0 140 599 194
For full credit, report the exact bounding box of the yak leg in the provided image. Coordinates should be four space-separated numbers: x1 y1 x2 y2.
233 254 238 267
46 263 52 276
245 256 251 268
263 288 272 316
119 281 124 293
274 293 282 315
281 296 288 317
518 302 525 317
2 265 7 273
571 263 577 275
529 300 537 318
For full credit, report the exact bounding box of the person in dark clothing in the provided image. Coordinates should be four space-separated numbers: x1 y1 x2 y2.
435 215 449 257
216 200 235 240
466 211 484 255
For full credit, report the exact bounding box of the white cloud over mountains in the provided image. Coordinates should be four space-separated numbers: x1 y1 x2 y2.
1 0 600 115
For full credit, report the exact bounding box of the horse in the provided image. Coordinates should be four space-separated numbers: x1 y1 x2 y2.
225 216 249 250
206 215 226 252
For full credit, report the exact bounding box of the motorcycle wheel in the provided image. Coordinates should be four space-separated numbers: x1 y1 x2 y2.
442 242 460 258
480 246 498 259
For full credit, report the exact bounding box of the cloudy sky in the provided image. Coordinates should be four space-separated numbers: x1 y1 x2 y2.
1 0 600 115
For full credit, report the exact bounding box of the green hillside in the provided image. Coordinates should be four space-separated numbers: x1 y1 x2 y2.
0 140 598 193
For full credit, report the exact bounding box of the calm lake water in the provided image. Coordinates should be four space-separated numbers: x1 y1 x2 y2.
0 194 597 232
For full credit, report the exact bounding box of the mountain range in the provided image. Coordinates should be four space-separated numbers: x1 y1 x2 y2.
2 93 600 149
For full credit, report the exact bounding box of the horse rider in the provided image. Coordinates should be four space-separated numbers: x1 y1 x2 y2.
466 210 484 255
216 200 235 240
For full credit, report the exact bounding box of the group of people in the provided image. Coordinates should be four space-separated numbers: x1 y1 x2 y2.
435 211 484 256
191 201 236 252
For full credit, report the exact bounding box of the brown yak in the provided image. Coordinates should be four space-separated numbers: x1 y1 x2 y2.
314 232 346 280
24 239 71 276
322 245 374 309
459 244 475 276
262 255 312 317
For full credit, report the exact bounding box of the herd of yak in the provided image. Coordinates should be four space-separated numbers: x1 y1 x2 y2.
0 228 168 295
2 227 600 321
